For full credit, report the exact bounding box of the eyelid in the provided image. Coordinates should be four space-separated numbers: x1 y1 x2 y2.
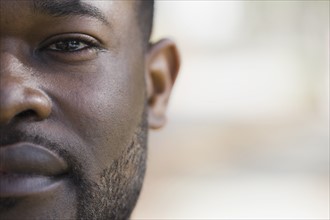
38 33 104 52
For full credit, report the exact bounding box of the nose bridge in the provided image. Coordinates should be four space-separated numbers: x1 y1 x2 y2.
0 51 52 125
1 49 23 72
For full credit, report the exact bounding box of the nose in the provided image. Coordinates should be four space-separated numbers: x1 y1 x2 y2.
0 55 52 125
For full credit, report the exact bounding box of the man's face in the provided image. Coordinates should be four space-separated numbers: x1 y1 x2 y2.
0 1 179 219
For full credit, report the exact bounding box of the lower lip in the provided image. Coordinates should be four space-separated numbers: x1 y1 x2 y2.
0 173 65 198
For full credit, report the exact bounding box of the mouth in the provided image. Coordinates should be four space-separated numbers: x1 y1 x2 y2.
0 143 69 198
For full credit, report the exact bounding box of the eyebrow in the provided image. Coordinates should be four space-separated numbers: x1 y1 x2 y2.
32 0 110 26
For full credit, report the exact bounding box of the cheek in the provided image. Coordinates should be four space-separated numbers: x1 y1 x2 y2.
47 54 146 171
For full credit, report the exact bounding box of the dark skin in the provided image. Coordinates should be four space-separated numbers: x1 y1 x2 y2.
0 1 180 219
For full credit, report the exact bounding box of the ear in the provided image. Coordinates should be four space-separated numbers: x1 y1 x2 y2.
146 39 180 129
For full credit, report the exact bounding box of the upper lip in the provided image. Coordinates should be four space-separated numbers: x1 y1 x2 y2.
0 143 68 176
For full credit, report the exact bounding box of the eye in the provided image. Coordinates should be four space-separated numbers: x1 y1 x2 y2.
38 33 106 62
39 33 103 53
48 39 90 52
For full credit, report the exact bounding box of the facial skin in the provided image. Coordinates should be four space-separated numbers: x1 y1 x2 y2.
0 1 180 219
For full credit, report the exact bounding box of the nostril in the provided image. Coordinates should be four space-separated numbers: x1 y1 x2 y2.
15 110 37 120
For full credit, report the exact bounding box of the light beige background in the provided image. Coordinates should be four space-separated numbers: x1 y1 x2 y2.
132 1 329 219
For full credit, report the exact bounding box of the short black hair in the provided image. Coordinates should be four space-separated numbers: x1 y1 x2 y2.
137 0 154 46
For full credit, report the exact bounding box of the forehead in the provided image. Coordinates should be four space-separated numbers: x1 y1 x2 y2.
0 0 133 11
0 0 135 28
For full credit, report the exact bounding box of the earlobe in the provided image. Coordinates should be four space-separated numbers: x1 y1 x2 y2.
145 39 180 129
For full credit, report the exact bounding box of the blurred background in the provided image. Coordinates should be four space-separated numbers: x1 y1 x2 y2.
132 1 329 219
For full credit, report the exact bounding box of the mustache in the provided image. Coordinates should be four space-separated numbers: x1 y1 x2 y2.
1 130 53 147
0 130 62 154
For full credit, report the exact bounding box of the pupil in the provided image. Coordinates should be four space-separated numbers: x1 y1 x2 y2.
56 40 80 51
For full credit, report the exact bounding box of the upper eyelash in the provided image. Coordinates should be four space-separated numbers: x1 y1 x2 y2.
46 39 98 52
48 39 93 51
38 34 103 52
